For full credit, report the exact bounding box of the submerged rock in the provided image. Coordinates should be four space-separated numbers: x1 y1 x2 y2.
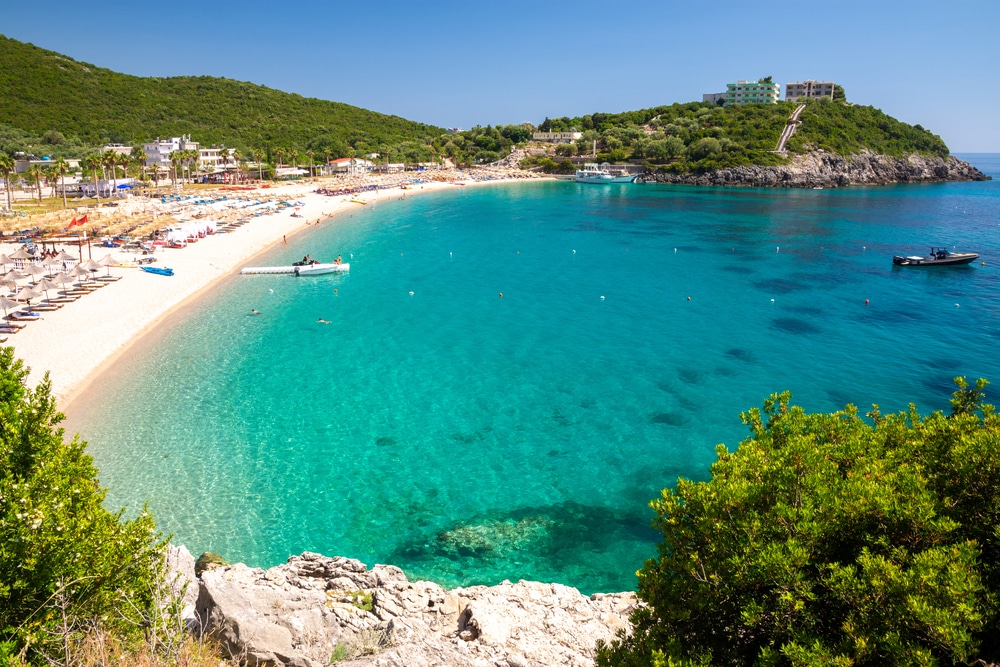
640 150 990 188
187 551 636 667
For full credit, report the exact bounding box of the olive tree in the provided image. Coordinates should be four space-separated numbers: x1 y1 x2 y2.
598 379 1000 666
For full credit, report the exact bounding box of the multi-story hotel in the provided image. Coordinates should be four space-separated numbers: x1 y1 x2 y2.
725 80 780 106
785 80 836 101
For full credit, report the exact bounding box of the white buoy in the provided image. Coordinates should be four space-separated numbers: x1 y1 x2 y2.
572 249 576 254
409 291 414 296
268 289 274 293
600 296 605 300
776 246 780 252
771 298 775 302
674 248 677 253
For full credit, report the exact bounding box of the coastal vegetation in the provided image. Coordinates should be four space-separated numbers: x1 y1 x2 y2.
597 379 1000 666
525 99 949 174
0 348 183 665
0 35 442 162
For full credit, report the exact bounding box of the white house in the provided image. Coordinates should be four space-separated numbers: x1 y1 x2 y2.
142 135 200 169
327 158 374 176
532 131 583 143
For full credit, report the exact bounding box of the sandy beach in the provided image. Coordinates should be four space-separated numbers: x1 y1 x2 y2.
4 169 544 409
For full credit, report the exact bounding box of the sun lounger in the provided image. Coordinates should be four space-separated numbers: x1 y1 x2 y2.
0 328 18 336
95 275 122 281
32 304 61 311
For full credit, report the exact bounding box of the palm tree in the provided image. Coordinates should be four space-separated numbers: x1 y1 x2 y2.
288 149 299 169
230 149 241 183
274 148 286 170
306 150 315 178
322 148 332 176
132 147 147 183
52 157 70 208
169 150 182 186
252 149 265 181
102 150 118 192
0 153 15 211
26 164 45 204
85 154 102 202
117 153 131 184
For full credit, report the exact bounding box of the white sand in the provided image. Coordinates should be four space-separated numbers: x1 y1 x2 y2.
5 175 525 407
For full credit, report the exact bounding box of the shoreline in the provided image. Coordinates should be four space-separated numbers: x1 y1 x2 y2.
5 172 546 417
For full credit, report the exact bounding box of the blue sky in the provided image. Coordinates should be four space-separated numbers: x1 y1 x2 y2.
3 0 998 152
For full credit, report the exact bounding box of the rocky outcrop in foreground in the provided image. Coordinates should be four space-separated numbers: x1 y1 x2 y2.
169 547 636 667
640 151 990 188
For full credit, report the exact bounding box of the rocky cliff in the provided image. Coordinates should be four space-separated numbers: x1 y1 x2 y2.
640 151 990 188
168 546 635 667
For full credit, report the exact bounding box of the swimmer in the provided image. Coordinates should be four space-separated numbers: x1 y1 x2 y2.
251 309 261 315
317 318 330 324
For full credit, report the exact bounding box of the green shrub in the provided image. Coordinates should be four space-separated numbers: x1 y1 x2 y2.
598 379 1000 666
0 347 170 664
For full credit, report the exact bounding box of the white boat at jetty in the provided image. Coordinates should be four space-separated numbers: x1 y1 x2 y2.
574 163 637 184
241 262 350 276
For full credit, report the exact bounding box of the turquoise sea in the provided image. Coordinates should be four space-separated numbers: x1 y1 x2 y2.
75 155 1000 594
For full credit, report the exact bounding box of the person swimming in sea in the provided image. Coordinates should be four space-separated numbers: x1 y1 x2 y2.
317 317 330 324
251 309 261 315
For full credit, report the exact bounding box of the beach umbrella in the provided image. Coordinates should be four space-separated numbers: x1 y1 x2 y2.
0 254 13 272
79 259 103 280
3 269 28 283
67 264 93 286
98 254 122 277
13 285 42 304
0 279 18 296
55 250 77 262
9 248 31 260
34 278 58 302
42 256 63 275
0 295 20 319
51 271 72 293
22 263 47 284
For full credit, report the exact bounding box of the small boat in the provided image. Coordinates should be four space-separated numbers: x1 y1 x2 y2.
574 163 636 184
141 266 175 276
241 262 350 276
892 247 979 266
294 262 350 276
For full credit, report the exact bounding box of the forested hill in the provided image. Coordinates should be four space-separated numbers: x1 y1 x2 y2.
0 35 442 156
535 99 952 173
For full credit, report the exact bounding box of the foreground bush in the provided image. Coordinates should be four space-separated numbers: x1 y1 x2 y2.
0 348 175 664
598 379 1000 666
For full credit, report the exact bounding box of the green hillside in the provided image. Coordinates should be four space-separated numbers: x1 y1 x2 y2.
0 35 442 158
531 98 950 173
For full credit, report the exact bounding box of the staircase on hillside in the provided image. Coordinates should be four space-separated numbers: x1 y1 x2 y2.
775 104 806 153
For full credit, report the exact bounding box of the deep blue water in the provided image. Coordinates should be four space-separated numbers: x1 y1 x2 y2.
76 155 1000 593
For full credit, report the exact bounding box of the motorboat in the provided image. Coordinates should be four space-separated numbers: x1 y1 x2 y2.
574 163 637 184
294 262 350 276
241 261 350 276
892 247 979 266
141 266 175 276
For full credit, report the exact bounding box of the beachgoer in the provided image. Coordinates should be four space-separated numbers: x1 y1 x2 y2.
251 309 261 315
334 255 342 264
317 318 330 324
283 235 287 245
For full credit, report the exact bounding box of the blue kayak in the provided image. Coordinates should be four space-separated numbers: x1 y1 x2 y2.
141 266 174 276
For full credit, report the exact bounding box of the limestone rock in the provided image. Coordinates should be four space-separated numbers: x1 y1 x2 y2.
640 151 990 188
188 550 637 667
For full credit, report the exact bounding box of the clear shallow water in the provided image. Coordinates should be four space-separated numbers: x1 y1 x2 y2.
77 155 1000 593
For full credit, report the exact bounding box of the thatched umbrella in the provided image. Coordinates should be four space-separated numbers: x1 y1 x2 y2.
67 264 93 287
13 284 42 305
79 259 103 281
3 269 28 283
55 250 77 263
98 254 123 277
22 263 47 284
50 271 72 293
34 278 59 302
9 248 31 261
0 294 21 319
0 254 13 273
